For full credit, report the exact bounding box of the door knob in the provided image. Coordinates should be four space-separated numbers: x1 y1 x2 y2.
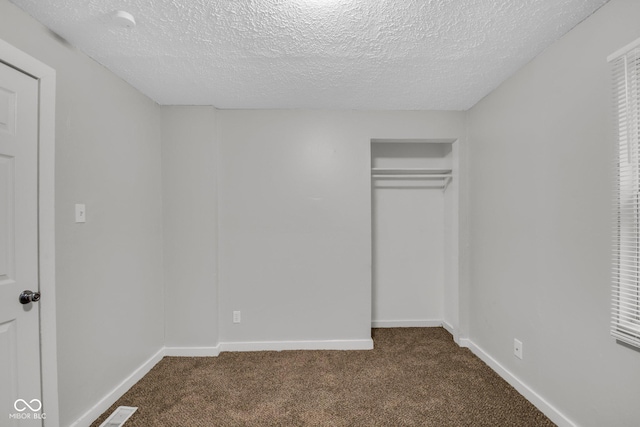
19 290 41 304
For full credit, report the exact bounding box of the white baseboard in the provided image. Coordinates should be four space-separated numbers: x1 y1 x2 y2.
219 338 374 352
70 348 164 427
441 321 455 336
372 320 443 328
164 345 221 357
459 339 575 427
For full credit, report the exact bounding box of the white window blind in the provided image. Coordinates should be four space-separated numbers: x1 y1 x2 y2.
610 39 640 349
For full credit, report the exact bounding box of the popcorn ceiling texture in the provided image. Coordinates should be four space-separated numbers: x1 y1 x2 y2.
9 0 608 110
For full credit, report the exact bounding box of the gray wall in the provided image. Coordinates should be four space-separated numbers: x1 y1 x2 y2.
161 106 219 348
6 0 639 424
0 1 165 425
467 0 640 425
217 110 465 344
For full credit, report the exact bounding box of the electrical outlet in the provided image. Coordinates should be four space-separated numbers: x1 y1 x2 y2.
514 339 523 360
233 311 241 324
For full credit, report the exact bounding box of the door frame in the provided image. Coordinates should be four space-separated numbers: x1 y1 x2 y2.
0 39 58 427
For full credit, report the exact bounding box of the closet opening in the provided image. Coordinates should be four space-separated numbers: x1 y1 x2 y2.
371 139 459 340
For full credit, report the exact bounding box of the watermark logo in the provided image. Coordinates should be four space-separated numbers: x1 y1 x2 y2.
9 399 46 420
14 399 41 412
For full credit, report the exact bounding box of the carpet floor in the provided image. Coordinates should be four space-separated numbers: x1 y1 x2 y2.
91 328 555 426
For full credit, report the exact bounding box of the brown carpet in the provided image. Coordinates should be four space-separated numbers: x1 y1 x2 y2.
91 328 555 426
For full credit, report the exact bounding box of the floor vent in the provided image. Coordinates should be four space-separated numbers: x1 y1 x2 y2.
99 406 138 427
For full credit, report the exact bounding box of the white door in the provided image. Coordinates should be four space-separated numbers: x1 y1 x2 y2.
0 61 43 425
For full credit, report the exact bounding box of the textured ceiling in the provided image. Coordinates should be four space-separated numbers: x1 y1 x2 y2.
10 0 608 110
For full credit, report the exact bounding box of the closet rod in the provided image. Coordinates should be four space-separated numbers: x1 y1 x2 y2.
371 174 452 179
371 167 451 173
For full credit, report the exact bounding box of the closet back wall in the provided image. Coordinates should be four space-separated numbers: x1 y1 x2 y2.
216 110 465 345
372 182 445 324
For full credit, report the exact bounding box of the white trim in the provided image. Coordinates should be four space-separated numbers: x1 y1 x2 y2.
69 349 165 427
164 345 221 357
459 339 576 427
163 339 374 356
0 39 58 427
441 321 455 337
372 320 444 328
608 37 640 62
219 338 374 353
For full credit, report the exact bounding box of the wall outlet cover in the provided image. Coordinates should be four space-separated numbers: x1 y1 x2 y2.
514 339 523 360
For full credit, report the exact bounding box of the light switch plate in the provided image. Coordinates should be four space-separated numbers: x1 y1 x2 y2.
75 204 86 223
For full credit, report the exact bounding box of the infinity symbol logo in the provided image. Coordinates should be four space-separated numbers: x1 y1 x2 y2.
14 399 42 412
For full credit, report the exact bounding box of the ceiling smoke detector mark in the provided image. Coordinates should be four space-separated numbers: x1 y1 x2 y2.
112 11 136 29
99 406 138 427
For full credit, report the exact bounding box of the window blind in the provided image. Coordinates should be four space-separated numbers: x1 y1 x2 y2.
611 39 640 349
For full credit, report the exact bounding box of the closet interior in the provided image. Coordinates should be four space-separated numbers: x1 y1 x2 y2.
371 140 457 331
